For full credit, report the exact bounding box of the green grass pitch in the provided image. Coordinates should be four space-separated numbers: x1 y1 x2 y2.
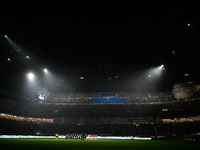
0 139 200 150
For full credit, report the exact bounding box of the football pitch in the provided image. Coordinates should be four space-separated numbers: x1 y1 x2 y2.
0 139 200 150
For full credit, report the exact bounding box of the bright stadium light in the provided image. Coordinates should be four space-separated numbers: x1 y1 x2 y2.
158 64 164 70
155 64 165 71
7 58 11 62
27 72 35 80
26 56 30 59
147 64 165 79
43 68 48 73
161 64 165 70
4 35 22 53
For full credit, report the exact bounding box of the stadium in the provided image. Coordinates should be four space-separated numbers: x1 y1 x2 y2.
1 2 200 150
1 84 200 139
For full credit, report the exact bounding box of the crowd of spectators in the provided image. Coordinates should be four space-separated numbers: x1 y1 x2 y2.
0 118 155 136
1 89 200 139
1 90 200 119
1 117 200 138
119 91 175 103
45 91 176 104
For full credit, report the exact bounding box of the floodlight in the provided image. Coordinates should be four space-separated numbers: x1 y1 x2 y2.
147 64 165 79
43 68 48 73
185 74 189 77
27 72 35 80
7 58 11 62
26 56 30 59
5 35 7 38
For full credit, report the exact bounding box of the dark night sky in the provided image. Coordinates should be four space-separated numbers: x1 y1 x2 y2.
1 1 200 92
